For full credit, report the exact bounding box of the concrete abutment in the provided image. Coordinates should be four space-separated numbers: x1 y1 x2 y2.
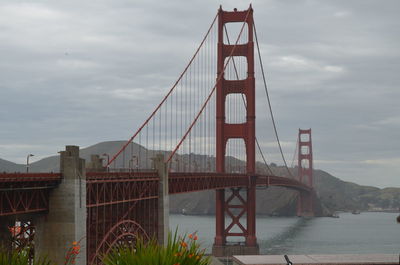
152 154 169 246
34 146 87 265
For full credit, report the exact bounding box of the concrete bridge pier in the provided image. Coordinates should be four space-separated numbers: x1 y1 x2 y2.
34 146 87 265
297 191 315 217
152 154 169 246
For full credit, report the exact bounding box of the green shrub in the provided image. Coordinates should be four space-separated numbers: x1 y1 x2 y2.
102 231 210 265
0 248 52 265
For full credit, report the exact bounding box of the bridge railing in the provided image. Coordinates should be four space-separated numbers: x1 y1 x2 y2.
0 172 61 183
86 171 158 181
0 172 61 217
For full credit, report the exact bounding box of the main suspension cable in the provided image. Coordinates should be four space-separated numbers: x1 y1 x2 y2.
167 9 251 163
223 25 273 175
290 137 299 169
107 13 218 167
253 21 294 178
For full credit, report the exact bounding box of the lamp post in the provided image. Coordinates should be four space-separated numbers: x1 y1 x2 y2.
26 154 34 173
128 159 132 173
132 155 138 172
102 153 110 172
175 158 180 172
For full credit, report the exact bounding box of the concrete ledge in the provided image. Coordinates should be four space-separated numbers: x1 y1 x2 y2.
210 256 225 265
232 254 399 265
213 244 260 257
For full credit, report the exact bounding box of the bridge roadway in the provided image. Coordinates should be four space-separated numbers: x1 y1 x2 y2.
0 173 61 216
0 171 310 216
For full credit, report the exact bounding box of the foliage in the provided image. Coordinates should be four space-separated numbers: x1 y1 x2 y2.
0 248 53 265
102 231 210 265
0 240 81 265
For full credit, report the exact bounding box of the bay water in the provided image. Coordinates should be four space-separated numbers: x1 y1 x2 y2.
170 212 400 254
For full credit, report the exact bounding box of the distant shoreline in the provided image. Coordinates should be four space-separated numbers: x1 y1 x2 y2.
365 209 399 213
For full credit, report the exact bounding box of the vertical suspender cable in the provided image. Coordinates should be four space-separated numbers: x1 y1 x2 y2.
223 25 273 175
253 21 294 178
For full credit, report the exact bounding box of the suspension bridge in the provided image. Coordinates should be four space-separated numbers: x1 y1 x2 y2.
0 5 315 265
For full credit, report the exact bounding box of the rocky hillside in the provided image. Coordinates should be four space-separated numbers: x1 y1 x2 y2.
1 141 398 215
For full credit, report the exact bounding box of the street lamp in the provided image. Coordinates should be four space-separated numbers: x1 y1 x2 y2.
129 158 133 173
102 153 110 172
132 155 139 172
26 154 34 173
207 160 211 172
175 158 180 172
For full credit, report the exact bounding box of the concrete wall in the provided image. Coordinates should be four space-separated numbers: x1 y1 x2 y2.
153 154 169 246
34 146 87 265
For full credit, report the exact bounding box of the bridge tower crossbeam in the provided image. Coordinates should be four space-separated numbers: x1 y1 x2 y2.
212 5 259 256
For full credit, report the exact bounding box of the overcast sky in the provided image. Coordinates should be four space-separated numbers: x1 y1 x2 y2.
0 0 399 188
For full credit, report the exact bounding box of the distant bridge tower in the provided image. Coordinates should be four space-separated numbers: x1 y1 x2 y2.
297 128 314 216
212 5 259 256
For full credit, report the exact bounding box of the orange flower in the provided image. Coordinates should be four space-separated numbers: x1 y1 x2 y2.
180 241 187 248
188 234 193 239
8 226 21 237
188 253 194 258
193 235 198 240
196 255 201 260
65 241 81 265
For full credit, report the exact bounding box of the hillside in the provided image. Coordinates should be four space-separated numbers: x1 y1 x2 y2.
0 158 25 172
314 169 400 212
1 141 399 215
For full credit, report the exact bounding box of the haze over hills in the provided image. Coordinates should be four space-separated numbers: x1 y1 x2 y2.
1 141 399 216
0 158 25 172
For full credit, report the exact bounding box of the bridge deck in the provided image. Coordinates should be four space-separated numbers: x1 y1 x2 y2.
86 171 311 194
0 173 61 183
0 173 61 216
170 172 311 193
0 171 310 216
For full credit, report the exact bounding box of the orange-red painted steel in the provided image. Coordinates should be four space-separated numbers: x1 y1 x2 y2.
297 129 314 216
0 173 61 216
215 5 257 248
0 173 61 183
0 170 311 264
86 172 159 264
85 170 311 264
169 172 311 194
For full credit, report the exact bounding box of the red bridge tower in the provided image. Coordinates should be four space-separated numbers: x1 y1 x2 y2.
212 5 259 256
297 128 314 216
